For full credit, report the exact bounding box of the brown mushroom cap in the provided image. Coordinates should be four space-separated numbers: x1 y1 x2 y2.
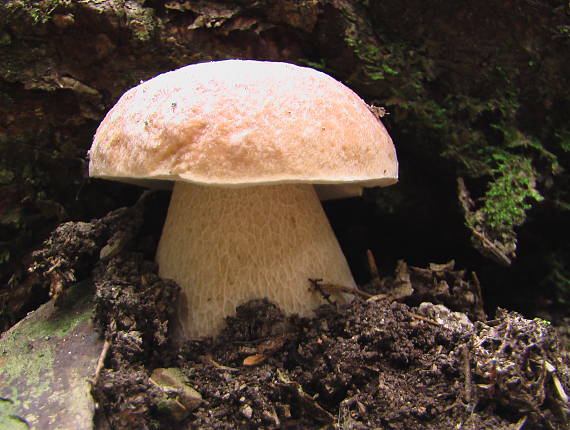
89 60 397 196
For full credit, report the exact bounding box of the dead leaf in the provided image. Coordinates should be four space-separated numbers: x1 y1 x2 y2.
243 353 268 366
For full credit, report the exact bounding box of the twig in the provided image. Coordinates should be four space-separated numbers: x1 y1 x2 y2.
367 249 381 287
407 311 441 326
457 177 512 266
470 228 512 266
199 354 239 372
552 373 568 404
92 338 111 384
546 360 569 403
471 271 483 305
462 345 472 404
309 278 335 305
45 260 62 275
309 278 372 300
366 293 390 302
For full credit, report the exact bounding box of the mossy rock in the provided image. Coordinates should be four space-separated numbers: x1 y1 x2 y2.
0 281 102 430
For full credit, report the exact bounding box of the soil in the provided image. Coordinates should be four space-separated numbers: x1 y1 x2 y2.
24 194 570 429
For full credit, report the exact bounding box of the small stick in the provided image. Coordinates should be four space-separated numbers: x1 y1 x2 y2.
546 360 569 403
45 260 62 275
552 373 568 404
470 229 512 266
406 311 441 326
309 279 372 300
199 354 239 372
308 278 335 305
366 249 381 286
366 293 390 302
462 345 472 404
92 338 111 384
471 271 483 302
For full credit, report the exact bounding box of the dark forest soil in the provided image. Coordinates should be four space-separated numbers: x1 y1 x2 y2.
17 194 570 429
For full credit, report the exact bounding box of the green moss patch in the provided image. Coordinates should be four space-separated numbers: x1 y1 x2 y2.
0 281 102 429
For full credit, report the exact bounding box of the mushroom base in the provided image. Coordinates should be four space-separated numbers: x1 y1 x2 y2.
156 182 356 338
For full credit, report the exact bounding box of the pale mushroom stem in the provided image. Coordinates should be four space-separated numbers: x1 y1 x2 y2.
156 181 356 338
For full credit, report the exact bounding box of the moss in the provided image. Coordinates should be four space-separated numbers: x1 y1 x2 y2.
338 1 569 268
0 399 29 430
0 282 98 428
462 154 543 258
124 1 158 42
6 0 72 24
0 296 91 387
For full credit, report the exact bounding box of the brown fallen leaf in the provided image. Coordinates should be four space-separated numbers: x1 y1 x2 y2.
243 353 268 366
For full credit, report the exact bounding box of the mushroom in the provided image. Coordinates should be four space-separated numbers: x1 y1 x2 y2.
88 60 398 338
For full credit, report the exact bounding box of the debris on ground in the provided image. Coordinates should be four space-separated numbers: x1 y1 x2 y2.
15 198 570 429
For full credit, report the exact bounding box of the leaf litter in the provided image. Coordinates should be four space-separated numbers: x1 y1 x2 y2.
25 192 569 429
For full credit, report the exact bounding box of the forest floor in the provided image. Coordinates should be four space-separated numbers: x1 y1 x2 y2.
3 194 570 429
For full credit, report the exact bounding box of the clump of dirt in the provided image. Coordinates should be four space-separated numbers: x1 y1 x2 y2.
89 251 180 430
93 367 165 430
363 258 486 323
167 298 566 429
27 191 150 304
470 309 569 427
92 288 569 428
92 252 179 365
24 197 570 429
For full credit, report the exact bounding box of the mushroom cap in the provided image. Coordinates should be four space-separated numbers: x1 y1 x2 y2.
89 60 398 198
